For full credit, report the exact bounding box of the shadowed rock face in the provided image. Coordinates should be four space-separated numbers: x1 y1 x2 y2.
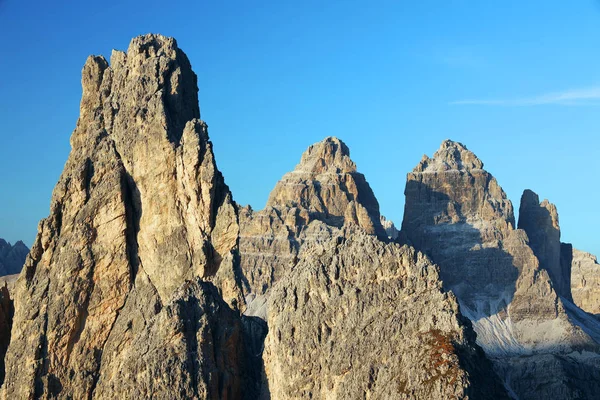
0 240 28 277
518 189 571 300
401 139 600 400
1 34 249 400
402 139 519 307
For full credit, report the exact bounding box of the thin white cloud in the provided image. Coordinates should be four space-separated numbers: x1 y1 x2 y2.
451 86 600 106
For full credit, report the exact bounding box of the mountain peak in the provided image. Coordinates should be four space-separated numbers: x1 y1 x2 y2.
414 139 484 172
295 136 355 174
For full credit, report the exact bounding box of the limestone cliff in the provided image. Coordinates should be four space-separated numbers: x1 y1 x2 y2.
401 139 600 400
4 34 598 400
238 138 508 398
518 189 571 300
263 226 508 399
570 249 600 315
239 137 387 319
2 34 249 400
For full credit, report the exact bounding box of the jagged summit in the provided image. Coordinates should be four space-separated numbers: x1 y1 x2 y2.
293 136 355 174
266 136 386 238
414 139 484 173
518 189 568 298
77 33 199 149
3 34 247 399
403 141 600 400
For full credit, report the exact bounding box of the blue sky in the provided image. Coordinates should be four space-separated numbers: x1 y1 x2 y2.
1 1 599 255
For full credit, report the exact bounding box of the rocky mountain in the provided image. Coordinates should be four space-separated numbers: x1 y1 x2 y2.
380 215 399 240
0 240 28 277
238 136 387 319
2 34 250 399
401 140 600 399
571 249 600 315
238 137 507 398
518 190 571 300
1 33 599 399
518 190 600 316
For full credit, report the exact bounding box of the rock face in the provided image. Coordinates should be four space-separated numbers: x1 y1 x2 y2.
2 34 248 400
263 226 508 399
0 240 28 277
570 249 600 315
380 215 399 240
401 140 600 400
265 137 386 239
4 34 599 400
238 137 387 319
237 138 508 399
518 190 571 300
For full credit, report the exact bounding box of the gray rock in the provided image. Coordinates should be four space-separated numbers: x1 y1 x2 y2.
380 215 399 240
518 189 570 300
401 139 600 400
263 226 508 399
239 137 388 319
570 248 600 315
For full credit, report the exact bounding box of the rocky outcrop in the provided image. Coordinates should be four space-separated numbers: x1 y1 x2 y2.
518 190 571 300
93 278 256 399
263 225 508 399
380 215 399 240
0 240 28 277
265 137 386 239
401 139 600 400
2 34 246 400
571 249 600 315
237 138 509 399
239 137 387 319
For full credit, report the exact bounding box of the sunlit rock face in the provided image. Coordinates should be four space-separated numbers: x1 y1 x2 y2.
235 137 510 399
1 34 251 400
570 249 600 315
263 227 509 400
401 139 600 400
238 136 388 320
4 33 599 400
380 215 399 240
265 136 386 238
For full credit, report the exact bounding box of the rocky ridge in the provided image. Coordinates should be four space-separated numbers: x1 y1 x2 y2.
0 240 28 277
570 249 600 315
401 140 600 399
2 34 249 400
1 34 599 400
238 137 507 398
238 136 387 320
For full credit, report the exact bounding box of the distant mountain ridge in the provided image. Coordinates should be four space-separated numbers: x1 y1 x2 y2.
0 239 28 277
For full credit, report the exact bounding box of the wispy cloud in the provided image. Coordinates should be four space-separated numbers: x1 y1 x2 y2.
451 86 600 106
